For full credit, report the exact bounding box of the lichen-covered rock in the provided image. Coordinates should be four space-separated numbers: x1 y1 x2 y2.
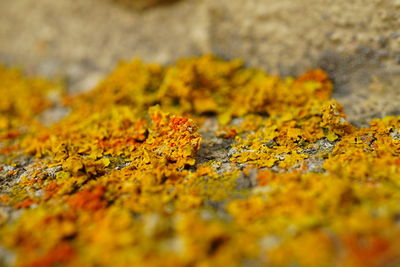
1 56 400 266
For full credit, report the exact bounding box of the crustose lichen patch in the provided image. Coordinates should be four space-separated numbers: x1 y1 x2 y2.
1 55 400 266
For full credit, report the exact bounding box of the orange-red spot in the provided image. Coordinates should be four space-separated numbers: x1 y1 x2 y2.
43 182 60 199
170 117 189 130
394 158 400 167
342 234 393 267
68 185 106 212
297 69 329 84
0 195 10 203
23 242 75 267
0 144 19 154
257 169 274 186
7 170 17 176
0 130 20 141
15 199 38 209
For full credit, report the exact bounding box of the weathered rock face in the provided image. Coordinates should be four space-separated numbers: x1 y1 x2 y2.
0 0 399 124
111 0 182 10
208 0 400 125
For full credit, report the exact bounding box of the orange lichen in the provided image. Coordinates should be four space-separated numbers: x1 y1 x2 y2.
23 242 75 267
68 185 106 212
1 56 400 267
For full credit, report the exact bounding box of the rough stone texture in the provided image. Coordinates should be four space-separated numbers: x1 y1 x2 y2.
0 0 399 124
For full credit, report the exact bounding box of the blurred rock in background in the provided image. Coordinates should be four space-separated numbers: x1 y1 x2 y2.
0 0 399 125
111 0 182 10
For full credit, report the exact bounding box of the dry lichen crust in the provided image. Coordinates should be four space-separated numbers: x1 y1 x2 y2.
1 55 400 266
